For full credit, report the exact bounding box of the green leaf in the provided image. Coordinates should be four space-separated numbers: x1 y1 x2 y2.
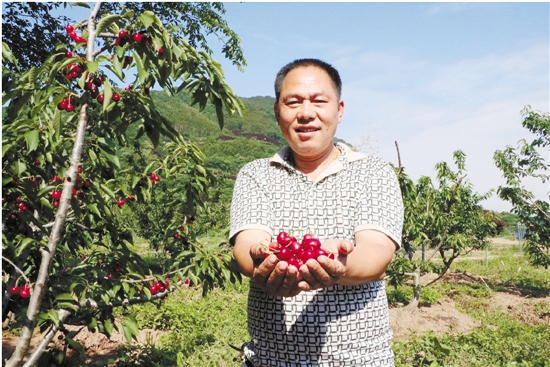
96 14 122 34
138 11 155 28
47 310 61 328
24 129 39 153
99 147 121 168
103 79 113 111
99 184 116 200
16 238 35 257
66 338 86 356
14 160 27 177
104 318 114 336
55 293 76 301
133 51 147 85
88 317 97 330
86 203 102 218
121 316 139 343
86 61 99 73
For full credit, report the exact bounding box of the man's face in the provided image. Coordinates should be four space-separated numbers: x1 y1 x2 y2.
274 66 344 160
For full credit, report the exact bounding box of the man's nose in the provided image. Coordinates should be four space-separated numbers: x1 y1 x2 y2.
297 100 315 121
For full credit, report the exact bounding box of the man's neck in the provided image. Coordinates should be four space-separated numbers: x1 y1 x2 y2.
292 145 340 181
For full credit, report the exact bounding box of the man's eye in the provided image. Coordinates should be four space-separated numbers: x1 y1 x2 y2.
314 99 327 104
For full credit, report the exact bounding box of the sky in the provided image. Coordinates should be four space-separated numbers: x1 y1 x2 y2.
18 2 550 213
208 2 549 213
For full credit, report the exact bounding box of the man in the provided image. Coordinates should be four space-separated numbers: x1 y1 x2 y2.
230 58 404 366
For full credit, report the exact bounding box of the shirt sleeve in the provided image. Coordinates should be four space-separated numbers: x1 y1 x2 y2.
355 160 404 248
229 162 274 242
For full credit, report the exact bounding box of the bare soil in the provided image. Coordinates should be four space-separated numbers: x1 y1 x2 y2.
4 237 548 365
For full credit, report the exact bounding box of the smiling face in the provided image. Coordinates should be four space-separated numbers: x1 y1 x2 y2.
274 66 345 163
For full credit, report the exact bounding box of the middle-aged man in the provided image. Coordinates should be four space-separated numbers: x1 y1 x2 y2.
230 58 404 366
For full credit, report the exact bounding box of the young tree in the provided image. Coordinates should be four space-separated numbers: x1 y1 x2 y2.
2 3 244 366
494 107 550 269
388 149 495 307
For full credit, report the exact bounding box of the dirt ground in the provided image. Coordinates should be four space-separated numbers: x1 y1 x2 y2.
3 238 548 365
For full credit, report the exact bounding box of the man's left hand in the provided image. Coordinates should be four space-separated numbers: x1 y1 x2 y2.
297 239 354 291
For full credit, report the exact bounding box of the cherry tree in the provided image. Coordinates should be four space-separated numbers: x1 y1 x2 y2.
494 107 550 269
2 3 244 365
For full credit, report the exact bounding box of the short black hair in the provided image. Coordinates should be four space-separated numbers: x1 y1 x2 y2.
274 58 342 102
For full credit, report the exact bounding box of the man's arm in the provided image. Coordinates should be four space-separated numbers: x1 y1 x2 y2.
337 229 397 285
298 229 396 290
233 229 302 297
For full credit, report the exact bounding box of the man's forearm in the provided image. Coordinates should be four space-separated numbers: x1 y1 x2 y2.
337 230 397 286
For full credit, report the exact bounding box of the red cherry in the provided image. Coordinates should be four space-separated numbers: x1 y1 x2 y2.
65 51 73 58
71 188 77 195
77 166 83 174
149 173 156 179
117 198 125 207
154 175 160 182
9 286 20 295
65 25 74 33
19 289 30 299
75 36 86 44
118 30 127 38
53 201 60 207
174 233 179 239
179 226 185 231
158 47 164 54
97 94 104 103
133 33 144 42
112 93 121 102
127 195 134 201
66 104 75 112
300 249 316 263
18 202 26 209
52 191 62 199
287 256 301 269
315 248 328 258
277 231 292 246
69 31 77 40
107 273 113 279
289 241 303 255
58 101 68 110
276 247 293 261
302 237 321 251
184 278 190 285
164 281 169 289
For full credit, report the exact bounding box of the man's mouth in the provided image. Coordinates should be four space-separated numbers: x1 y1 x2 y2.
295 126 320 133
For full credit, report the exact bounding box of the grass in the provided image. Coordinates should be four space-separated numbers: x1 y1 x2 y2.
391 240 550 367
115 281 250 367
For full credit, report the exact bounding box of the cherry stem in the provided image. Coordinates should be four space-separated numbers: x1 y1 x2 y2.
1 256 31 286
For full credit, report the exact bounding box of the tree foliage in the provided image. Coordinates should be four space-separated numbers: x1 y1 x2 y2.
387 150 496 293
2 2 246 73
2 3 244 366
494 107 550 269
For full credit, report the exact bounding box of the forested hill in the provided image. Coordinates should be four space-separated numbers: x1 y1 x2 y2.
151 92 284 175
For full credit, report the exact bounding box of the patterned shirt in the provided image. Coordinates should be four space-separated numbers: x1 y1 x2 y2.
230 142 404 367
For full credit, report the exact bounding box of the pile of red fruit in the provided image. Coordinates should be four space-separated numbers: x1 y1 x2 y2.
9 284 30 299
266 231 336 268
149 280 169 295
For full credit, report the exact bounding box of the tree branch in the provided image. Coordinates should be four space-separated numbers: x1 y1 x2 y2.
1 256 32 285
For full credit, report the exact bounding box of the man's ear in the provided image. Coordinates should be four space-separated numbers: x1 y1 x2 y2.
273 102 280 123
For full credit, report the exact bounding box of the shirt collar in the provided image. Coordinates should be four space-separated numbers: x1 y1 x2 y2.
269 142 366 178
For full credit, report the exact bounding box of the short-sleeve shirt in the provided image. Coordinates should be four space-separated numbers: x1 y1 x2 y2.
230 142 404 367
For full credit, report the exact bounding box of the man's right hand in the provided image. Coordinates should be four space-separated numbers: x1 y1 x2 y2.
250 244 302 297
